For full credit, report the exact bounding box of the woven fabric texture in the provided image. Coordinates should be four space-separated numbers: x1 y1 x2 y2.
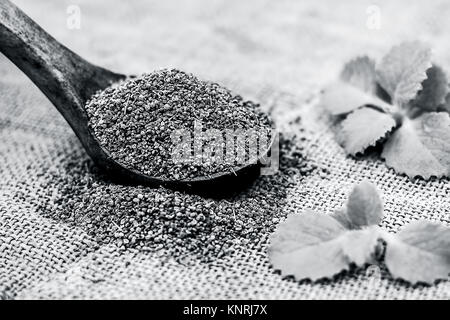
1 0 449 299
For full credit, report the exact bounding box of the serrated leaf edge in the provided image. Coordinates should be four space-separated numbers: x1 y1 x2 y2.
380 114 450 180
269 221 382 281
383 227 450 284
338 108 397 156
376 41 432 105
382 160 447 180
270 217 449 284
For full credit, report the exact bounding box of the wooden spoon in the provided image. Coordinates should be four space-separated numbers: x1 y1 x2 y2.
0 0 274 194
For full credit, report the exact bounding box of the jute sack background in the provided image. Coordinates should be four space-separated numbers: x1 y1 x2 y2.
0 0 449 299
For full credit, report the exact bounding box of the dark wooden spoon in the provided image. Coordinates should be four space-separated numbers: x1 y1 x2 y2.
0 0 274 194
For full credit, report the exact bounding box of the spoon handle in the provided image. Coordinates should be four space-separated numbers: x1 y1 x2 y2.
0 0 123 111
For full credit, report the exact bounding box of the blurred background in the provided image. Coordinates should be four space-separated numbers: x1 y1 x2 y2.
3 0 450 104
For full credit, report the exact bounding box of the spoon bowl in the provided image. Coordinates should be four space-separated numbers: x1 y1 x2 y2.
0 0 275 194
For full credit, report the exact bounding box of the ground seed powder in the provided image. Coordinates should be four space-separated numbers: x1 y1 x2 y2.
85 69 273 180
36 133 316 264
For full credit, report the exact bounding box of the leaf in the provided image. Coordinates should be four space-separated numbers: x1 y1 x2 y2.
322 42 450 179
336 107 396 155
269 181 450 284
345 180 383 227
332 180 383 229
268 212 349 281
340 56 378 94
376 41 432 106
385 221 450 284
269 181 383 281
268 211 381 281
409 65 448 114
321 81 393 116
381 112 450 179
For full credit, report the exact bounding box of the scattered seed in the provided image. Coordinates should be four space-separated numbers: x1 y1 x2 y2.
37 134 315 263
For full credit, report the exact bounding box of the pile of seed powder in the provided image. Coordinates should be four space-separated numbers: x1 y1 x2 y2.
85 69 273 180
36 133 316 263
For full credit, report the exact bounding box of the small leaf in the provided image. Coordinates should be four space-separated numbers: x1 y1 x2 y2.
337 107 396 155
340 56 377 94
381 112 450 179
346 180 383 227
332 181 383 229
321 81 393 116
409 65 448 114
376 41 432 106
385 221 450 284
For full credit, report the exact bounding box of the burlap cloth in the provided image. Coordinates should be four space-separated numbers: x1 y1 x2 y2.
1 0 449 299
